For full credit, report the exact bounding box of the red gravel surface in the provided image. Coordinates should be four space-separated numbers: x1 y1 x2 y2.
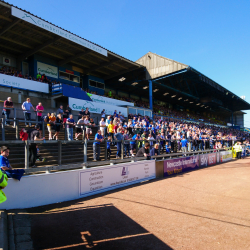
14 157 250 249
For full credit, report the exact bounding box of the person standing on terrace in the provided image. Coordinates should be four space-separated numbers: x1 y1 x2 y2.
22 98 36 127
36 102 44 122
3 97 13 126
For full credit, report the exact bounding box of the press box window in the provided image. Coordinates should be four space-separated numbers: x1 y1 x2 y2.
59 71 80 83
89 80 104 89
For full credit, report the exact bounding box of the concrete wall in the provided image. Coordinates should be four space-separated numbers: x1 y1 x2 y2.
2 161 156 209
136 52 187 80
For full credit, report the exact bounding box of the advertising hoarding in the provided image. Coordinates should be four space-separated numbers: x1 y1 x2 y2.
200 153 217 167
69 97 128 117
163 156 199 177
79 161 155 197
37 61 58 78
219 150 232 162
87 93 134 107
0 74 49 93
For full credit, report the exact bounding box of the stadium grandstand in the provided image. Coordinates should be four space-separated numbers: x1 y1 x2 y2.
0 0 249 127
0 0 249 169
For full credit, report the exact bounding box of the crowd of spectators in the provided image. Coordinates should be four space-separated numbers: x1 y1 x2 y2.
0 66 61 91
1 93 250 166
1 65 226 126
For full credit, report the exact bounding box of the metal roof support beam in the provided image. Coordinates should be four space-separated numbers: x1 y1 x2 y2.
18 37 61 61
0 19 20 36
152 80 199 100
58 51 91 66
85 58 121 74
184 78 193 96
191 81 199 97
0 36 32 48
103 66 138 80
0 14 12 22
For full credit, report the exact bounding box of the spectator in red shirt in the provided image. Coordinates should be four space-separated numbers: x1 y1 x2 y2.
18 72 23 78
3 97 13 126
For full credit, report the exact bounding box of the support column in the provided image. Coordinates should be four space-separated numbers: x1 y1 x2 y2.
231 112 234 127
149 80 153 110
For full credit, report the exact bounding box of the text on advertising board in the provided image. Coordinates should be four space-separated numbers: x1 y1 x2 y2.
11 7 107 56
164 156 199 176
79 161 155 197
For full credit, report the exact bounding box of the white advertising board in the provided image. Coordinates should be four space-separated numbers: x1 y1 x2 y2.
88 93 134 107
79 161 155 197
220 150 232 162
37 61 58 78
69 97 128 117
0 74 49 93
11 7 107 56
2 161 155 209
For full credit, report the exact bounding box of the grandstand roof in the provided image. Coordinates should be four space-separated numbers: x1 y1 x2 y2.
0 0 143 79
105 65 250 114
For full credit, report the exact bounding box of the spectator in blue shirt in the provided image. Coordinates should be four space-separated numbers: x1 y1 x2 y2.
130 133 140 157
22 98 36 127
107 136 111 160
93 130 103 161
113 110 118 118
165 141 171 154
181 136 188 155
0 146 25 181
66 114 75 141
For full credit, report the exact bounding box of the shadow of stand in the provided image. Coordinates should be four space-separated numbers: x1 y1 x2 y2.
20 204 173 250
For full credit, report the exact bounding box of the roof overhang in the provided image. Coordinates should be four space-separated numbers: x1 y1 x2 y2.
0 1 143 79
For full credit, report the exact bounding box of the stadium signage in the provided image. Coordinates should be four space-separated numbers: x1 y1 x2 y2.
200 153 217 167
69 97 128 116
87 93 134 107
11 7 108 57
219 150 232 162
79 161 155 197
163 156 199 176
0 74 49 93
37 62 58 78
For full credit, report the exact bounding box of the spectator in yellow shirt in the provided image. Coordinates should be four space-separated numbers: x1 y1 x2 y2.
108 120 115 142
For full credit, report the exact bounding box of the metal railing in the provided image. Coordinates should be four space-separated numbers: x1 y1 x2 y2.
0 135 242 171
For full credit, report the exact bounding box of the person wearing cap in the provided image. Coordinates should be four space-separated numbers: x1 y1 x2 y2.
0 146 25 181
27 125 45 168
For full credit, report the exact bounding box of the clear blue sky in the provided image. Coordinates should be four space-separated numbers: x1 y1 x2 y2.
9 0 250 126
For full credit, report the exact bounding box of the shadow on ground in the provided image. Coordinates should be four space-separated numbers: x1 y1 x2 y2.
24 204 172 250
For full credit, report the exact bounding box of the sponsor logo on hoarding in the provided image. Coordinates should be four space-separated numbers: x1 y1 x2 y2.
121 166 129 176
200 155 208 166
37 62 58 78
208 154 216 165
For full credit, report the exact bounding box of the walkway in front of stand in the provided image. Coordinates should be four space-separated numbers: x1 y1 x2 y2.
8 157 250 250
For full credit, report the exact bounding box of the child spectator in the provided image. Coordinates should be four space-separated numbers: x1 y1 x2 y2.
107 136 111 160
165 141 171 154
